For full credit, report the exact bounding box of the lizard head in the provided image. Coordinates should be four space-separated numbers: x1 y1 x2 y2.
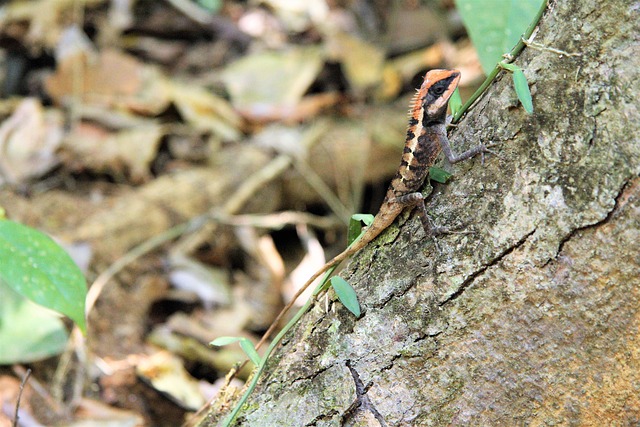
417 69 461 123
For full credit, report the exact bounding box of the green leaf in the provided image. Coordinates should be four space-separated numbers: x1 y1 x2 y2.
350 213 374 227
210 336 242 346
330 276 361 317
348 214 374 245
499 62 518 73
449 88 463 116
429 167 453 184
0 220 87 333
239 339 262 366
511 68 534 113
210 336 261 366
0 281 69 364
197 0 222 13
455 0 545 73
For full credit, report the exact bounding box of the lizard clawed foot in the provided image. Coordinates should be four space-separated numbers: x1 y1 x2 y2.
428 226 475 253
431 226 451 236
476 141 503 165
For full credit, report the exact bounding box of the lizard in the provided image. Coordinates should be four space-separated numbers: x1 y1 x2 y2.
256 68 492 348
212 70 493 426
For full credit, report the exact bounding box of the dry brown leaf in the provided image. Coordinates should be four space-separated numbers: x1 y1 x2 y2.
238 92 341 123
72 398 144 426
0 0 104 50
0 98 63 185
325 31 385 93
169 81 242 141
61 120 163 183
221 46 324 120
45 49 172 115
136 351 206 410
384 5 447 53
167 253 232 309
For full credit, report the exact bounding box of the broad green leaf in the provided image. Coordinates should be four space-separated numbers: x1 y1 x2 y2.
0 220 87 333
239 339 261 366
449 88 463 116
348 214 374 245
330 276 361 317
512 68 534 113
0 281 68 364
455 0 545 73
429 167 453 184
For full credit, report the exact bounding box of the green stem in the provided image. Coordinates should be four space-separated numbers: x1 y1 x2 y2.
452 0 548 123
221 263 341 426
220 224 366 426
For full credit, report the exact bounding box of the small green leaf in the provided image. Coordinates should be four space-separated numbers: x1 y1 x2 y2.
211 336 261 366
0 281 69 364
351 213 374 226
429 167 453 184
348 214 374 245
0 220 87 333
210 336 242 346
330 276 361 317
449 88 462 116
239 339 262 366
499 62 518 73
511 68 534 113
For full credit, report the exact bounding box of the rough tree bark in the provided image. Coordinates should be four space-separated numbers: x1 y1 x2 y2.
206 0 640 425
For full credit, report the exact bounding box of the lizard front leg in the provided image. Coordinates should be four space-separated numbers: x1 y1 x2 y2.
439 131 500 165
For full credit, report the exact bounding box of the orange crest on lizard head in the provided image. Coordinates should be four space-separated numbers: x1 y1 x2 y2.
411 69 461 121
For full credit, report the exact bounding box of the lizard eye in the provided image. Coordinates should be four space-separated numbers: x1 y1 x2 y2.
431 83 447 96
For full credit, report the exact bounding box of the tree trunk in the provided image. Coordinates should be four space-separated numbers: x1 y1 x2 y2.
207 0 640 425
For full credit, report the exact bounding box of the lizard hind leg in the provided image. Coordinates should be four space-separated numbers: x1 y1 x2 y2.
392 192 448 237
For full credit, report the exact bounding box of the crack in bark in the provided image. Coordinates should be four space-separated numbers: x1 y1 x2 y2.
306 303 332 339
372 276 419 309
438 228 537 307
305 411 338 427
290 363 335 385
342 360 388 427
549 177 632 265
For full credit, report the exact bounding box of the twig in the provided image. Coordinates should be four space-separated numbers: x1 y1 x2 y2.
86 210 341 315
210 211 342 230
12 368 31 427
85 220 193 314
12 366 63 416
521 37 582 57
51 327 87 409
294 159 352 223
225 155 292 215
